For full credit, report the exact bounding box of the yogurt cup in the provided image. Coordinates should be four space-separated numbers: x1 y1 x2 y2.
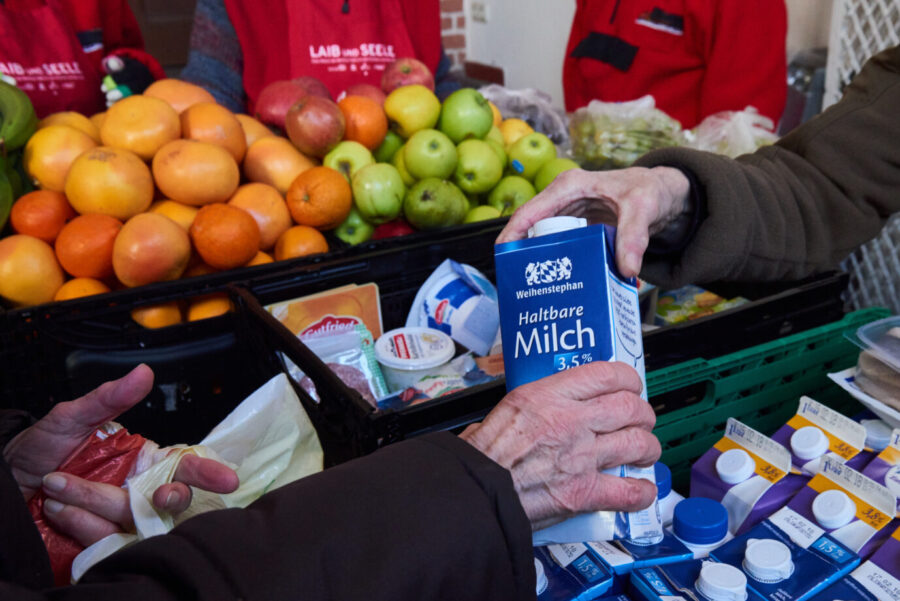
375 327 455 393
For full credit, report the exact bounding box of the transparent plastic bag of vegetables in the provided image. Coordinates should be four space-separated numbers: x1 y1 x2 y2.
684 106 778 158
568 95 684 170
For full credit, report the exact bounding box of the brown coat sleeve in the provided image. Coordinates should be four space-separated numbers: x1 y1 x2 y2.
636 46 900 288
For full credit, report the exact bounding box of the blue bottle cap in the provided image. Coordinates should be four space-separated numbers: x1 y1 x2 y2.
673 498 729 545
654 462 672 499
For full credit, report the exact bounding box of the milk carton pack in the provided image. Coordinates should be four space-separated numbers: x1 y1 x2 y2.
691 418 798 535
630 560 766 601
808 523 900 601
495 216 661 545
535 543 616 601
856 428 900 559
588 536 693 576
710 456 896 601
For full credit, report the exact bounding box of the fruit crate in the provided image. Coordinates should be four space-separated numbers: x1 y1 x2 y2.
648 307 891 493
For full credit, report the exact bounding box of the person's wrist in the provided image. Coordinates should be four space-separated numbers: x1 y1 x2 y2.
646 165 700 252
650 166 691 232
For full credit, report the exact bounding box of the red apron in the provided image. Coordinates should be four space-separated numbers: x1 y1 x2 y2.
225 0 441 113
0 0 103 117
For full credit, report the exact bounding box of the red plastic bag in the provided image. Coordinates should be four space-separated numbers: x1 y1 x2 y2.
27 424 145 586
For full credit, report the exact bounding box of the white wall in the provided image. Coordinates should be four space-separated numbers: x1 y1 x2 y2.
464 0 832 109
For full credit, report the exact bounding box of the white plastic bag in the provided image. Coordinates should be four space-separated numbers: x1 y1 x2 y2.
478 84 570 145
685 106 778 157
72 373 323 581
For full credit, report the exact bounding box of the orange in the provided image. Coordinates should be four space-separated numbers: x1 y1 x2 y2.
113 213 192 287
337 95 388 150
38 111 101 143
144 79 217 113
9 190 76 243
100 95 181 161
246 250 274 266
499 118 534 149
0 235 65 307
187 293 233 321
64 147 154 220
189 203 261 270
53 278 111 302
488 101 502 128
243 136 316 195
23 125 97 192
90 112 106 131
147 200 200 231
152 139 240 205
131 301 183 329
274 225 329 261
236 114 275 148
182 257 218 278
54 214 123 279
227 183 292 250
181 102 247 163
285 166 352 230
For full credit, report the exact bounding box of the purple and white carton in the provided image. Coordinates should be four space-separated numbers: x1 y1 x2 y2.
690 418 797 534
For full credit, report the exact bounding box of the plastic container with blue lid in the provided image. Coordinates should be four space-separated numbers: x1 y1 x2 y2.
654 463 684 528
671 497 732 558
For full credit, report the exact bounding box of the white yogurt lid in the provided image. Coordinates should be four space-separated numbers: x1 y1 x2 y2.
861 418 892 451
743 539 794 583
535 558 548 595
696 562 748 601
374 327 455 371
716 448 756 485
812 489 856 529
528 216 587 238
791 426 830 460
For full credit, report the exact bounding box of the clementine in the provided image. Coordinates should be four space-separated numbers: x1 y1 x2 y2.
64 147 154 220
23 125 97 192
243 136 316 195
54 214 123 279
285 166 352 230
143 79 217 113
9 190 76 243
338 95 388 150
187 293 233 321
0 235 65 307
152 139 240 205
53 278 111 302
274 225 329 261
246 250 274 266
181 102 247 163
189 204 261 270
131 301 183 329
100 95 181 161
227 183 292 250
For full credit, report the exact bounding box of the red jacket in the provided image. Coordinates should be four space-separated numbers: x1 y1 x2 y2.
563 0 788 129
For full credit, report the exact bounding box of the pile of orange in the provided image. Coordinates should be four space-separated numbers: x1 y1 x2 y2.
0 78 394 324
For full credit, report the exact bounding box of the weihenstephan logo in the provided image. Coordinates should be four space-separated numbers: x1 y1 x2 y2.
525 257 572 285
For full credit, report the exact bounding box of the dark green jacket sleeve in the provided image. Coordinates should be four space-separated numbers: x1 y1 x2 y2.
636 46 900 288
1 432 534 601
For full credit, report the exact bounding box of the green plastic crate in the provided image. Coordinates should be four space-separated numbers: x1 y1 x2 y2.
647 307 891 493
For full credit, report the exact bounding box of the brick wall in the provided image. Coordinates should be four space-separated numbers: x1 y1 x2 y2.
441 0 466 70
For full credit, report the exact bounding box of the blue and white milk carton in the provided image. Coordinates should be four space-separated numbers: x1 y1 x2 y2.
631 560 766 601
495 216 661 545
808 522 900 601
535 543 616 601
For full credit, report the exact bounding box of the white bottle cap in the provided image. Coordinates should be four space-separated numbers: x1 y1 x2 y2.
527 216 587 238
535 558 548 596
790 426 830 460
812 489 856 529
695 562 748 601
716 448 756 484
861 419 892 451
742 538 794 583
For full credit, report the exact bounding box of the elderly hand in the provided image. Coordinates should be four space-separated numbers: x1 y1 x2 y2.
459 361 660 530
497 167 691 278
3 364 239 547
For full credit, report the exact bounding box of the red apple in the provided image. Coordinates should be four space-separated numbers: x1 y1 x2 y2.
292 76 333 100
380 57 435 94
372 219 416 239
338 83 386 106
255 76 332 130
284 95 346 158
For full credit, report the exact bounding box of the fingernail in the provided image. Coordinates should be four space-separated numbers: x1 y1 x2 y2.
44 499 65 514
42 473 67 492
165 491 180 507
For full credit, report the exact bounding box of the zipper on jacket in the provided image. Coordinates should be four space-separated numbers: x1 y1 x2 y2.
341 0 350 14
610 0 620 23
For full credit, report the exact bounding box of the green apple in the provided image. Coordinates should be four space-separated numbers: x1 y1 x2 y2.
507 132 557 181
454 139 502 195
383 84 441 138
437 88 493 143
487 175 536 216
334 207 375 245
403 178 468 230
464 205 502 223
373 130 405 163
485 125 504 147
350 163 407 224
403 128 457 180
485 138 506 169
392 144 416 186
323 140 375 182
534 157 580 192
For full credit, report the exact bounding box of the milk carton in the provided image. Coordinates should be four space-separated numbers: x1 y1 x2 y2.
710 456 896 601
630 560 766 601
856 428 900 559
691 418 800 535
808 523 900 601
535 543 616 601
495 216 660 545
587 535 694 576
